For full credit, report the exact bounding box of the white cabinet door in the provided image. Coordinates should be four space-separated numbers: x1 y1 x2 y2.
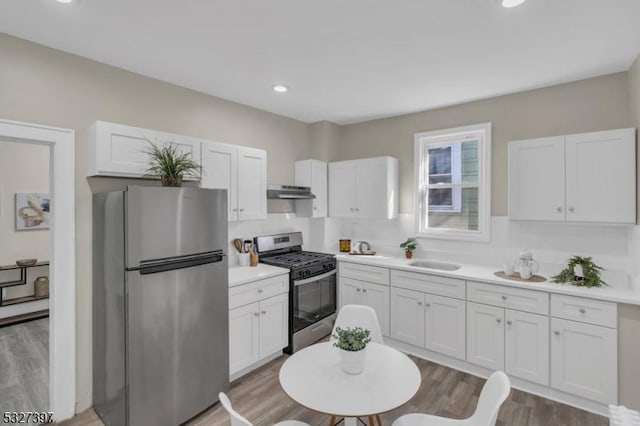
505 310 549 385
88 121 201 179
466 302 504 371
201 141 238 221
362 282 390 337
355 157 388 218
425 294 466 360
550 318 617 404
237 147 267 220
339 277 363 308
329 161 357 217
295 159 328 218
390 287 425 347
508 136 565 221
565 128 635 224
258 293 288 358
229 302 260 375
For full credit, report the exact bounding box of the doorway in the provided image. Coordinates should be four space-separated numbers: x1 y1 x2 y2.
0 119 76 422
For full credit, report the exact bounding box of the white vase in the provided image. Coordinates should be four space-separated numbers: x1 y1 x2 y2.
339 347 367 375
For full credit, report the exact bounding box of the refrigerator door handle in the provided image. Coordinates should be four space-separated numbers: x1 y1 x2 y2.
128 251 225 275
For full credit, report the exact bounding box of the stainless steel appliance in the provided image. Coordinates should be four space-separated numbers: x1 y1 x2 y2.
255 232 336 353
93 186 229 426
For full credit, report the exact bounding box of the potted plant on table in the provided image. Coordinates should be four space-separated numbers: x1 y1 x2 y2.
400 237 418 259
143 141 200 187
332 326 372 375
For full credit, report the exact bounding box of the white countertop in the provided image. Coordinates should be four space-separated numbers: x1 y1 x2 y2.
336 254 640 305
228 263 289 287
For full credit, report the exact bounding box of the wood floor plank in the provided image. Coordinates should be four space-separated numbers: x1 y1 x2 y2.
58 353 608 426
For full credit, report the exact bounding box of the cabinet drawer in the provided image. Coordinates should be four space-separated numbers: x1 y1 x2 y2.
339 262 389 285
467 281 549 315
391 269 465 299
229 274 288 309
550 294 617 328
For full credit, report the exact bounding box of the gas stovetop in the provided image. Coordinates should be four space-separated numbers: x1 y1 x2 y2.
255 232 336 280
260 251 333 269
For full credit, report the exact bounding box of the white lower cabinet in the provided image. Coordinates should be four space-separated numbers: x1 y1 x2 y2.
467 303 549 385
550 318 617 404
339 277 390 336
505 310 549 386
229 285 288 377
390 287 465 360
390 287 425 347
466 302 505 371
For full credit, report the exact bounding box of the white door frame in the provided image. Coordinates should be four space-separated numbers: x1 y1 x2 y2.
0 118 76 421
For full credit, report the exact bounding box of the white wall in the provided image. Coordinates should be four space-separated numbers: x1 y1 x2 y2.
0 139 50 301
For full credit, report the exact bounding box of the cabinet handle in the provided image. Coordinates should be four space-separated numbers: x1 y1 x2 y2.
232 208 238 212
254 312 260 317
239 208 245 212
350 208 355 212
425 303 431 307
554 330 560 335
568 207 575 213
496 318 502 323
258 288 263 293
579 308 586 314
417 301 423 306
501 295 507 301
355 208 360 212
362 289 367 293
313 207 318 210
261 310 266 315
356 288 361 292
507 320 512 325
556 206 562 213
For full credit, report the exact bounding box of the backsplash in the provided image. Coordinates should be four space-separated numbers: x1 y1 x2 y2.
322 215 636 290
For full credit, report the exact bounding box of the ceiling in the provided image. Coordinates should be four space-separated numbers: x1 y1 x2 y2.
1 0 639 124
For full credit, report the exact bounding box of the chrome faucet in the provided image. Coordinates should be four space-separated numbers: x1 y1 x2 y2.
354 241 371 253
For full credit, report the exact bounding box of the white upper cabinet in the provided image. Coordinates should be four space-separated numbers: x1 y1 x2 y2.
508 128 636 224
237 147 267 220
508 136 565 221
565 129 636 223
87 121 201 179
201 141 267 221
201 142 238 220
328 160 357 217
295 159 328 218
329 157 399 219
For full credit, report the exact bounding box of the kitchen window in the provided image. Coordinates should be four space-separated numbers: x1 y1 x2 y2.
414 123 491 241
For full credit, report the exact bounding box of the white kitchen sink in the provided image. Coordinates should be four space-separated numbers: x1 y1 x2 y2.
408 260 461 271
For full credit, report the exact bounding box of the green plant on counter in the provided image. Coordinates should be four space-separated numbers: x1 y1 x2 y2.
332 327 371 352
143 141 201 187
551 256 607 288
400 237 418 253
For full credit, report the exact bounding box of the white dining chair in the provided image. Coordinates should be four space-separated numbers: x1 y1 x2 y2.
391 371 511 426
330 304 384 344
218 392 310 426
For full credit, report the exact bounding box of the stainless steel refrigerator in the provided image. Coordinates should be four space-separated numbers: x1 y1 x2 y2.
93 186 229 426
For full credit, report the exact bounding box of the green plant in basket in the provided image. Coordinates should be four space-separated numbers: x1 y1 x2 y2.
551 256 607 288
332 327 372 352
143 141 200 187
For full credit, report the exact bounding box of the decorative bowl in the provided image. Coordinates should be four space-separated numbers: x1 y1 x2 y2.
16 258 38 266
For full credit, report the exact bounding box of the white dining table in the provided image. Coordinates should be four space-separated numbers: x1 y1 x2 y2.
279 342 421 426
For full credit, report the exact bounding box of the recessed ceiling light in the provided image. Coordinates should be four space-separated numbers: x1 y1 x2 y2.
502 0 526 7
272 85 289 93
56 0 73 3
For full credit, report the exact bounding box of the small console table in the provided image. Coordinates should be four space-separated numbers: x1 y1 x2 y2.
0 261 50 307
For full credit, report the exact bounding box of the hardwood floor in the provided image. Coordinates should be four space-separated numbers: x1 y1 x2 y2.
59 352 608 426
0 318 48 423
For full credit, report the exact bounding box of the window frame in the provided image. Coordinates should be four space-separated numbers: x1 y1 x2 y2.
427 142 462 213
414 122 492 242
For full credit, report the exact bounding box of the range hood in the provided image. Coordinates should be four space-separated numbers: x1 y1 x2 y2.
267 184 316 199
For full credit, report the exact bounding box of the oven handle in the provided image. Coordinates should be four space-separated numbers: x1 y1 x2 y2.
293 269 337 286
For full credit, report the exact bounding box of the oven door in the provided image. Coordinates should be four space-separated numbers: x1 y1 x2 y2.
292 269 337 333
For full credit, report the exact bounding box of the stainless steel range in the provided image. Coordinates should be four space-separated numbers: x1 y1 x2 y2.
254 232 336 353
